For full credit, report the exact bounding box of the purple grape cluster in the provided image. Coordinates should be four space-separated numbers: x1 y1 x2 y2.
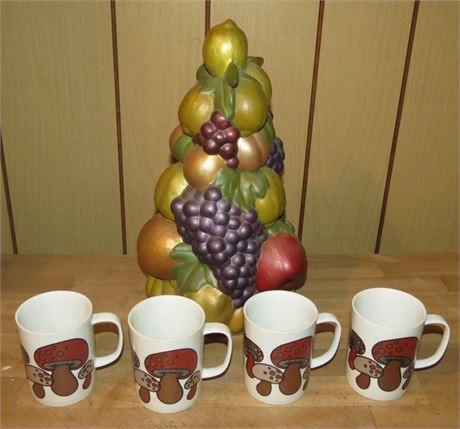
193 110 240 169
265 137 285 174
171 186 268 308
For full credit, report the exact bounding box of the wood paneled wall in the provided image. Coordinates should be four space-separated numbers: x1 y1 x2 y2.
1 0 458 256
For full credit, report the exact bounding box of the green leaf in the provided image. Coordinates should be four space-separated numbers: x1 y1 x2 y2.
214 79 235 119
213 168 269 211
224 62 239 88
267 218 296 235
196 63 212 82
174 134 193 162
247 56 264 66
199 78 218 94
170 243 217 294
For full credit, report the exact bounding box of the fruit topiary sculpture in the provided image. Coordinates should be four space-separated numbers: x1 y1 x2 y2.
137 20 308 333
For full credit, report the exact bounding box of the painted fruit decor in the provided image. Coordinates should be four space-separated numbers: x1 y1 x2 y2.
137 20 308 333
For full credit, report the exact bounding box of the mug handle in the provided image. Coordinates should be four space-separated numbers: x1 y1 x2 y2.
414 314 450 369
202 323 233 379
311 313 341 369
91 313 124 368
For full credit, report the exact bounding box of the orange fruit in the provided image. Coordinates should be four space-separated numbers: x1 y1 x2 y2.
137 214 182 279
203 19 248 77
233 76 269 137
183 144 225 190
237 130 271 171
254 167 286 225
154 163 188 220
169 125 183 154
178 83 214 136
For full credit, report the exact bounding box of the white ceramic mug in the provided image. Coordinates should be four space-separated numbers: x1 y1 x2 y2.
243 290 341 405
128 295 232 413
15 290 124 407
346 288 450 401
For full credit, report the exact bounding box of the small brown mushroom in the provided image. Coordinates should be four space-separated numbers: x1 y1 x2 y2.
348 330 365 370
243 336 263 378
184 370 201 400
252 363 283 396
134 369 159 403
402 362 415 390
271 337 311 395
302 361 311 391
353 356 383 389
372 337 418 392
34 338 89 397
145 348 197 405
25 365 52 398
78 359 95 390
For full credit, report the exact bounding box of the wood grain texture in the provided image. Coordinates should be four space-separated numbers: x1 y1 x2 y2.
116 0 203 255
1 254 458 427
1 172 13 254
211 0 319 232
380 1 459 253
1 1 122 254
302 1 414 254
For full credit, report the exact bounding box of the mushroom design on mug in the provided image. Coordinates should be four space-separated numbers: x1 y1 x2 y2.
78 359 95 390
271 337 312 395
25 365 53 398
144 348 197 405
353 356 383 389
252 363 283 396
243 336 263 378
134 369 160 403
302 361 311 391
402 362 415 390
21 345 30 364
34 338 89 396
372 337 418 392
348 330 365 370
184 370 201 400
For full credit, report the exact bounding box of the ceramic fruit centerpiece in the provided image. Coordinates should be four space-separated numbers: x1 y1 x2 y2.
137 20 307 333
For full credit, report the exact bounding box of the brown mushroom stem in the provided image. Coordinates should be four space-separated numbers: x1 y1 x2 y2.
246 354 255 378
32 383 45 399
378 360 402 392
157 373 183 404
83 372 92 390
139 386 151 403
50 365 79 396
356 373 371 389
279 362 302 395
348 347 357 370
256 380 272 396
187 384 197 400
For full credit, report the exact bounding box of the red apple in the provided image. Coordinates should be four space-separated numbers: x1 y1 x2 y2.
255 232 307 292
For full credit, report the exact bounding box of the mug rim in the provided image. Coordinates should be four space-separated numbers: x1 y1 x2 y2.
243 290 319 334
15 290 93 336
128 295 206 342
352 287 427 330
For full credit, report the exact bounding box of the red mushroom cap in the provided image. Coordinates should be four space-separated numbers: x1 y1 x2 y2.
271 337 312 369
372 337 418 367
349 330 365 354
144 348 197 379
244 336 263 362
34 338 89 371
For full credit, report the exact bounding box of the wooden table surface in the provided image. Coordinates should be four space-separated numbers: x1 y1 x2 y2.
1 254 458 428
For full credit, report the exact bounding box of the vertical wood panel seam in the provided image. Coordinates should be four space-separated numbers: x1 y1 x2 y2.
0 130 18 254
205 0 211 35
374 0 420 253
110 0 127 255
297 0 325 240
